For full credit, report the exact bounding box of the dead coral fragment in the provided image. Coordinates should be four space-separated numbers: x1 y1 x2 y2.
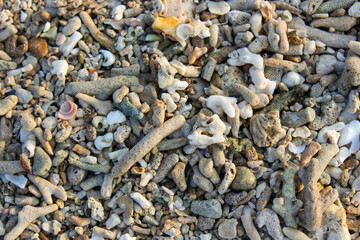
250 111 282 147
152 16 180 42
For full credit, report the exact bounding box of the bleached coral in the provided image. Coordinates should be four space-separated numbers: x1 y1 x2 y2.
185 114 226 154
228 48 276 95
238 100 253 119
338 120 360 154
206 95 237 118
157 57 188 93
51 60 68 81
59 31 82 57
317 122 345 144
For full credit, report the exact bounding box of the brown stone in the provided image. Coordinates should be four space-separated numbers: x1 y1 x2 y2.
29 38 48 58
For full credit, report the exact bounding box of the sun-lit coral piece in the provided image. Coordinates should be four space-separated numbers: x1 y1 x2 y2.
152 16 180 41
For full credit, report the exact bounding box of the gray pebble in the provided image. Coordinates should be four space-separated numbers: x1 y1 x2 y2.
16 88 33 104
67 165 87 185
235 31 254 47
231 166 256 191
190 199 222 219
33 147 52 176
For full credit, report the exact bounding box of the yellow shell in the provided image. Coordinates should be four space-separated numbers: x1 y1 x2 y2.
152 16 180 40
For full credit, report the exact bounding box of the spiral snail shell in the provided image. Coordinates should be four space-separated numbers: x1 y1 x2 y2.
58 100 77 120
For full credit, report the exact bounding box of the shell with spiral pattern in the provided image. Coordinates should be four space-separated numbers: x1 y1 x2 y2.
57 100 77 120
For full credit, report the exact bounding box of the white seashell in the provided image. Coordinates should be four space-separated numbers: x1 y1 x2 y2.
304 39 316 55
22 134 36 157
51 60 69 81
281 72 305 88
94 133 113 150
206 95 237 118
329 147 351 167
112 5 126 21
100 50 115 67
287 142 306 154
106 111 126 125
130 192 151 209
176 24 193 47
206 1 230 15
59 31 82 57
4 174 27 189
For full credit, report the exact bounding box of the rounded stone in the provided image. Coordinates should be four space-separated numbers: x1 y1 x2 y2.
29 38 48 58
33 147 52 176
67 165 86 185
218 219 238 239
231 166 256 191
15 88 33 104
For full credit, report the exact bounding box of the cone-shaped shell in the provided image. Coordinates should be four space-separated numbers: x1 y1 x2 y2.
58 100 77 120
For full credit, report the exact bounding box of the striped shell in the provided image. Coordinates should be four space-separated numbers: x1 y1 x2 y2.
58 100 77 120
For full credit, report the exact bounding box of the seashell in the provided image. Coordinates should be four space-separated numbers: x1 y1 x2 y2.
154 0 168 16
131 166 145 175
57 100 78 120
100 50 116 67
206 1 230 15
22 134 36 157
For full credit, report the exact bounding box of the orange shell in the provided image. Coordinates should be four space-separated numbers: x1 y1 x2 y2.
152 16 180 40
58 100 78 120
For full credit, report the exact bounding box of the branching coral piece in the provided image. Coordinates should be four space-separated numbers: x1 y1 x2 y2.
272 165 303 228
299 143 340 231
4 204 58 240
28 175 67 204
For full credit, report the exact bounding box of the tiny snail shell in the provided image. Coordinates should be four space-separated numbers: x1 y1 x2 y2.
58 100 78 120
131 166 145 175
